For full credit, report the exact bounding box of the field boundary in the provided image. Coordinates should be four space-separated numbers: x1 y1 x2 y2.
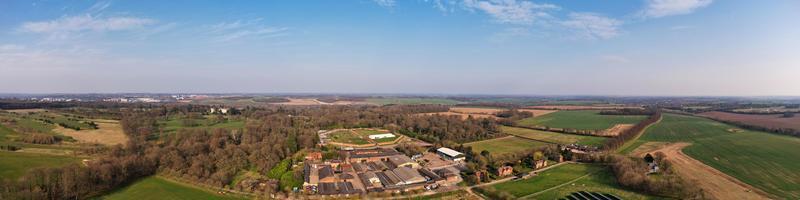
614 113 663 153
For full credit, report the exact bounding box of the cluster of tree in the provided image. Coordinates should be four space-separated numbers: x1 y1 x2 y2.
454 102 519 109
495 109 534 126
394 142 427 156
599 108 653 115
20 133 61 144
608 154 704 199
0 144 159 199
0 144 20 151
603 111 662 150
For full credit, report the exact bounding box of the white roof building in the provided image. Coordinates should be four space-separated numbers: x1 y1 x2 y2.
437 147 465 162
368 133 395 139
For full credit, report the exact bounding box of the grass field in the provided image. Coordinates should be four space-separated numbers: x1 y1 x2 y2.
159 116 245 133
487 164 658 199
501 126 607 146
329 130 370 145
465 136 550 155
516 110 646 130
101 176 246 200
636 114 800 199
365 98 462 105
0 151 81 180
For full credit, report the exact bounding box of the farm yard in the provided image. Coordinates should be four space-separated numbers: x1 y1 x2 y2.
483 164 657 199
516 110 647 131
698 111 800 130
501 126 607 146
632 114 800 199
101 176 247 200
464 136 551 155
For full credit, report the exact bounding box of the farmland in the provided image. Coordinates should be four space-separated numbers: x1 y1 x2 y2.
464 136 550 155
485 164 658 199
101 176 246 200
365 98 462 105
635 114 800 199
698 111 800 130
0 151 81 180
516 110 647 130
501 126 607 146
326 128 399 146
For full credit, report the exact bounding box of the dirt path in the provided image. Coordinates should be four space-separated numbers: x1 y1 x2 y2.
647 143 769 200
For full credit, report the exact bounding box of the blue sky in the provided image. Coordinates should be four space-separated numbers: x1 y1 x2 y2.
0 0 798 95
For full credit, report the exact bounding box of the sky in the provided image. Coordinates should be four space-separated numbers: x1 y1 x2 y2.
0 0 798 96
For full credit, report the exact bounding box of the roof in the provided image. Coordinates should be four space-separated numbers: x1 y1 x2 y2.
417 168 441 181
387 155 415 167
347 148 402 159
319 165 335 180
368 133 395 138
392 167 427 184
437 147 464 157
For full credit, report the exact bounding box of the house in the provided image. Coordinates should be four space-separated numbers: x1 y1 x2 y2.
305 152 322 161
436 147 465 162
434 168 461 185
496 166 513 177
387 155 419 169
368 133 396 140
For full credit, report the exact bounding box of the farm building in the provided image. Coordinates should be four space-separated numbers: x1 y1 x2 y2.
368 133 395 139
387 155 419 169
436 147 465 162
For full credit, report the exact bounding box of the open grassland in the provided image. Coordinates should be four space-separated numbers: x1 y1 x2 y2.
365 98 462 105
516 110 647 130
0 151 81 180
53 120 128 146
465 136 550 155
487 164 658 199
101 176 246 200
699 111 800 130
159 116 245 133
637 114 800 199
501 126 607 146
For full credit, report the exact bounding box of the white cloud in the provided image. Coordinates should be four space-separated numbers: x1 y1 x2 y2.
373 0 396 8
208 19 289 42
641 0 712 18
463 0 559 25
20 15 156 34
561 12 622 40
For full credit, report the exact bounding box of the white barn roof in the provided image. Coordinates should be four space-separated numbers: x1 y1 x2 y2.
437 147 463 157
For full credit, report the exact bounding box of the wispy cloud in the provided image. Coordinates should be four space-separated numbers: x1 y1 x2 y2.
463 0 559 25
20 15 156 34
208 19 289 42
561 12 622 40
373 0 396 8
641 0 713 18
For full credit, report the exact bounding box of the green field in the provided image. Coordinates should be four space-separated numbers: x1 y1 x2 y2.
517 110 646 130
329 130 370 145
159 116 245 133
501 126 607 146
0 151 81 180
487 164 658 199
465 136 550 155
101 176 246 200
365 98 462 105
636 114 800 199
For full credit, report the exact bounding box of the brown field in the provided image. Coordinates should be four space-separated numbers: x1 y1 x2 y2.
524 105 641 110
53 121 129 146
450 107 506 114
518 109 557 117
642 143 769 199
699 111 800 130
593 124 634 137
